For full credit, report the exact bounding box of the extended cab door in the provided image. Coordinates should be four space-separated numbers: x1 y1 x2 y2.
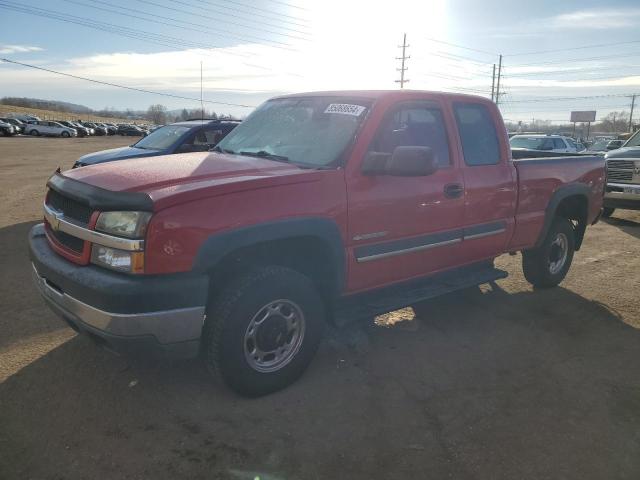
451 101 517 263
345 100 466 293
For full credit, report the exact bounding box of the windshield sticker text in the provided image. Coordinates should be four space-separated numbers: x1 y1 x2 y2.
324 104 366 116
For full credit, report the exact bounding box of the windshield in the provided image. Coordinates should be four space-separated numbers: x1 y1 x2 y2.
509 137 548 149
216 96 371 167
625 130 640 147
133 125 190 150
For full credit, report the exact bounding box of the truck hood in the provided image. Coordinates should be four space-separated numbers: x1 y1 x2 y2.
77 146 161 165
605 146 640 159
64 151 318 209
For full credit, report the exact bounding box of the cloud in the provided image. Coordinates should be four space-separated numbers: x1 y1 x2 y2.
549 8 640 29
0 44 43 55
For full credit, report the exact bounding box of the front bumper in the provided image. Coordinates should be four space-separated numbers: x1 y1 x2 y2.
604 183 640 210
29 224 208 358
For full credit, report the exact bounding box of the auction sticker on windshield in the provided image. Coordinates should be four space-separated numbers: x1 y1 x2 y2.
324 104 367 116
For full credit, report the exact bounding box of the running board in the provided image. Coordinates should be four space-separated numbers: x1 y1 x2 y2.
332 262 508 327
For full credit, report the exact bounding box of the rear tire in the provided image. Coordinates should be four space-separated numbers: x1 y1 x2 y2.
522 217 575 288
202 266 325 397
602 207 614 218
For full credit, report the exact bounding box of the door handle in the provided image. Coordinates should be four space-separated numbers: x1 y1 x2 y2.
444 183 464 199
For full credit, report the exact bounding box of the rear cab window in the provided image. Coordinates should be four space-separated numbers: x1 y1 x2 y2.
453 103 501 166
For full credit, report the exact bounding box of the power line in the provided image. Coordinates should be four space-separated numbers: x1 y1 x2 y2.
199 0 310 28
422 36 496 57
510 50 640 68
505 39 640 57
0 2 303 77
507 93 640 103
145 0 311 38
206 0 310 24
63 0 306 49
0 57 258 108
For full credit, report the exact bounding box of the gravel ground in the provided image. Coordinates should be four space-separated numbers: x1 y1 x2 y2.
0 136 639 479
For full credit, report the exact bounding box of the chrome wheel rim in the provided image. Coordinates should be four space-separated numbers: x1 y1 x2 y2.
548 232 568 275
244 299 305 373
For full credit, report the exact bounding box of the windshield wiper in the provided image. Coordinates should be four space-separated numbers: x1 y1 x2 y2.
212 146 235 154
239 150 289 162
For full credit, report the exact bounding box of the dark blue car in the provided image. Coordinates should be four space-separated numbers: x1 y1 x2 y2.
74 119 240 168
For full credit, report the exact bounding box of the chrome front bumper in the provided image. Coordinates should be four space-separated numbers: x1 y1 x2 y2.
32 263 205 344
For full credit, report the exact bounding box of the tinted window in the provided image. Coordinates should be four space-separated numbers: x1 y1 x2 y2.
371 104 450 166
133 125 190 150
454 103 500 166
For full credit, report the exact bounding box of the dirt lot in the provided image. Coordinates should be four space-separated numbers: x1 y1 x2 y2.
1 136 639 479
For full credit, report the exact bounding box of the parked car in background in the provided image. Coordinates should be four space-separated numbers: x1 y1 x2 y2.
510 134 581 153
24 121 77 137
584 139 611 153
0 117 25 134
602 129 640 217
31 90 604 395
82 122 108 136
75 119 240 167
10 114 40 123
606 140 624 151
58 121 90 137
95 122 117 135
117 124 146 136
0 120 16 136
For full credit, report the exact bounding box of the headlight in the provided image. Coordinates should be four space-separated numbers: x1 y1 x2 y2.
91 245 145 273
95 211 151 238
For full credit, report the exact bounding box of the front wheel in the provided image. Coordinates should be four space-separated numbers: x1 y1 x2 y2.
602 207 615 218
522 217 575 288
202 266 325 397
29 129 39 136
61 131 70 138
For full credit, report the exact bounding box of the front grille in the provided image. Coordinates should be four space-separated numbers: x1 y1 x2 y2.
607 160 635 170
607 170 633 182
49 227 85 253
47 189 92 225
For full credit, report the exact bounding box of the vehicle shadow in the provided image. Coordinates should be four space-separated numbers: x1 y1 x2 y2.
2 278 640 479
603 214 640 240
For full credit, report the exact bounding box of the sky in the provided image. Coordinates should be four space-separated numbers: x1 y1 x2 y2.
1 0 640 122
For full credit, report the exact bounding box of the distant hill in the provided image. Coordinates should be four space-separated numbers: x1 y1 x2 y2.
0 97 92 114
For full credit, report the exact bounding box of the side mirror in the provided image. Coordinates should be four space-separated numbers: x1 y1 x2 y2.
362 146 437 176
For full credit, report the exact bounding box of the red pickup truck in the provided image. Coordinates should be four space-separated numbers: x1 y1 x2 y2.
29 90 605 396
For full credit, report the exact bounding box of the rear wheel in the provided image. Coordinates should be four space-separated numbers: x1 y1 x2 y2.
202 266 325 397
522 217 575 288
602 207 615 218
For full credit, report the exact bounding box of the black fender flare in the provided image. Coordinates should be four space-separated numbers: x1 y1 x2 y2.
536 183 590 249
192 217 347 294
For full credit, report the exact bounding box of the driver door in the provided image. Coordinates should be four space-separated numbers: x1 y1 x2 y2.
346 101 466 293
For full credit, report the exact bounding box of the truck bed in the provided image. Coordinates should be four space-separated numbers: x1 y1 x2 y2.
508 154 605 250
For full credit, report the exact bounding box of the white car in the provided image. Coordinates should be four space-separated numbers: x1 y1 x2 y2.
24 121 77 138
510 134 581 153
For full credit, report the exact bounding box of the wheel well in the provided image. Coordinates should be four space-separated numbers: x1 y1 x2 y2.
554 194 588 250
207 236 340 301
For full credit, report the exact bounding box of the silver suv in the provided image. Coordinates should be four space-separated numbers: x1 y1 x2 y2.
24 121 77 138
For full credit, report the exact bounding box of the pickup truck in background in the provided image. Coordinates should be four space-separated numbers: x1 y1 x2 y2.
29 91 605 396
602 129 640 217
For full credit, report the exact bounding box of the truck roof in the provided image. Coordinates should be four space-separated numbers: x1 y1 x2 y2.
275 89 490 102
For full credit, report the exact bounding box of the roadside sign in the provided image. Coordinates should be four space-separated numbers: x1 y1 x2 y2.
570 111 596 123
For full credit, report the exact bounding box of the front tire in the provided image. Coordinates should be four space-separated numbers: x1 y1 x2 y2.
29 129 39 136
602 207 614 218
522 217 575 288
202 266 325 397
61 131 70 138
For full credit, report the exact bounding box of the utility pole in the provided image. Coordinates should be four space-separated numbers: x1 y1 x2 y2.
200 60 204 121
495 54 503 106
491 64 496 102
395 33 410 89
629 94 636 132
